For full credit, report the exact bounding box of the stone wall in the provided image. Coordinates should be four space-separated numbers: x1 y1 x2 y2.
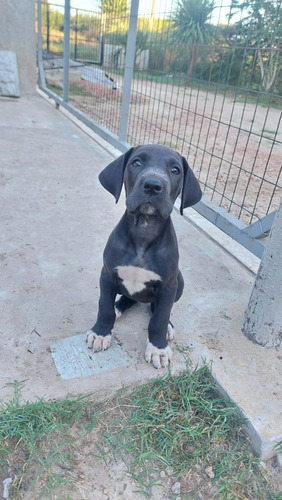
0 0 36 95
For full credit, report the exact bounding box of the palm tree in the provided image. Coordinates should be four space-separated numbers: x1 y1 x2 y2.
172 0 215 78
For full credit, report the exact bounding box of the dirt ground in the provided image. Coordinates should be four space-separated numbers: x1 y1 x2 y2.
53 449 282 500
23 450 282 500
56 72 282 225
5 415 282 500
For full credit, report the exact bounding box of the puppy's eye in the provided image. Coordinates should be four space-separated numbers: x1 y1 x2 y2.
132 159 142 167
171 166 180 175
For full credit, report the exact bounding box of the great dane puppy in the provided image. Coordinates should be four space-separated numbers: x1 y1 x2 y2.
86 144 202 368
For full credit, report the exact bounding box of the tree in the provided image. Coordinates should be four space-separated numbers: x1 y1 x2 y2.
229 0 282 92
172 0 215 78
100 0 129 34
100 0 129 17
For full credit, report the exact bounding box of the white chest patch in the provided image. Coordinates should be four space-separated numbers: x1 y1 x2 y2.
116 265 161 296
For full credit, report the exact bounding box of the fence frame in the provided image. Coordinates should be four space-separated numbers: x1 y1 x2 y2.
37 0 279 259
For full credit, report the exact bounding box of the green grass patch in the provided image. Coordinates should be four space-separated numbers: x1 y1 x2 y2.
234 93 282 109
46 82 63 96
43 39 100 62
0 380 96 498
69 84 90 96
97 366 276 499
0 369 279 499
262 129 276 135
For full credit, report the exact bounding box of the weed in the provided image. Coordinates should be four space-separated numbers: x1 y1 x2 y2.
159 140 179 149
262 129 276 135
0 381 96 498
96 366 276 499
275 441 282 453
69 84 90 97
46 82 63 96
234 93 282 109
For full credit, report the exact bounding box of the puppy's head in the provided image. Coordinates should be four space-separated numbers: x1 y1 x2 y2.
99 144 202 217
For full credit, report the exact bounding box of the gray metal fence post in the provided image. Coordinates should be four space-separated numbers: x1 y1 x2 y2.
37 0 46 88
119 0 139 144
63 0 71 102
242 198 282 348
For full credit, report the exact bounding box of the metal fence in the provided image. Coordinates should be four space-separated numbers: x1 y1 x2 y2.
37 0 282 258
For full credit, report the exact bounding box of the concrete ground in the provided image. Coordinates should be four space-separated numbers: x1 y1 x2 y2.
0 93 281 461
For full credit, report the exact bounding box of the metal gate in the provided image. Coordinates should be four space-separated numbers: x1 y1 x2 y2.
37 0 282 258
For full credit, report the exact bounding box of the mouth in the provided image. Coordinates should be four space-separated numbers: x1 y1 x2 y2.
126 199 173 219
127 201 159 216
138 202 158 215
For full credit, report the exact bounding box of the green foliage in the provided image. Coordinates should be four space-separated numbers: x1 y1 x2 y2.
172 0 215 45
100 0 129 17
48 9 64 31
171 0 215 77
228 0 282 92
71 13 101 39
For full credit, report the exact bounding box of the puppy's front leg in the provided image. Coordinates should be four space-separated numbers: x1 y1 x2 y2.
86 266 117 352
145 284 177 369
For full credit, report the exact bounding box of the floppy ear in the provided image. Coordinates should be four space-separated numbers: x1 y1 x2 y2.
98 147 135 203
180 157 202 215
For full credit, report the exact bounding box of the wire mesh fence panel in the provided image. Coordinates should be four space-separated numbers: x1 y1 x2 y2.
66 4 130 136
40 1 123 135
37 0 282 227
125 0 282 225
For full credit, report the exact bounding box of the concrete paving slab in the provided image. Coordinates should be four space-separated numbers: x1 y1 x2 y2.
0 51 20 97
0 93 281 461
51 335 130 380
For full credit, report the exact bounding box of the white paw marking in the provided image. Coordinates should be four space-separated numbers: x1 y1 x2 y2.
116 265 161 296
167 323 175 341
145 341 172 369
86 331 111 352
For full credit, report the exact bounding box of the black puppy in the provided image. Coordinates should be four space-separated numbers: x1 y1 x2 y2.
86 144 202 368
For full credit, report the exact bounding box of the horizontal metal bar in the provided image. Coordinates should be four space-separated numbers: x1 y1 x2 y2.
242 211 276 239
193 196 266 258
40 87 131 153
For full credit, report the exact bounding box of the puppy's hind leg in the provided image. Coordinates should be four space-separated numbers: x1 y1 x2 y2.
115 295 137 319
167 320 175 341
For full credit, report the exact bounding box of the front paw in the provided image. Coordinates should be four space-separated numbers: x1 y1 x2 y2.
145 341 172 369
86 331 112 352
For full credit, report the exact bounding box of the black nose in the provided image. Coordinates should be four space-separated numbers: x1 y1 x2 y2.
143 179 162 195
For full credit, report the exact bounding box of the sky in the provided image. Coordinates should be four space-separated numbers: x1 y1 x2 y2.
51 0 233 25
53 0 174 16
